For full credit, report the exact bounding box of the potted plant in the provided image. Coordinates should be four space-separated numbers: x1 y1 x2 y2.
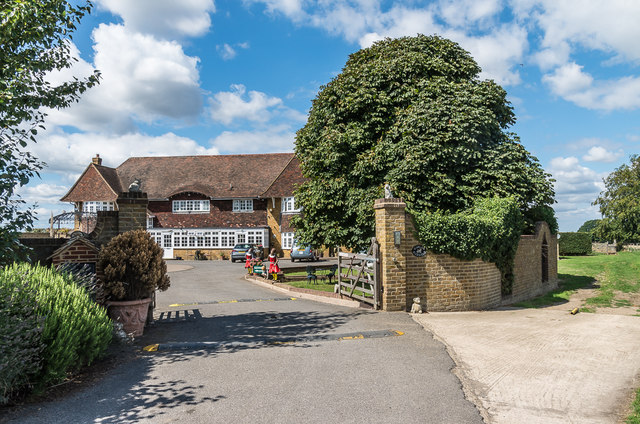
97 229 170 336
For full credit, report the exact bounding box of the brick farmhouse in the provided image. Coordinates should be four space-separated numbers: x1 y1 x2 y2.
61 154 305 259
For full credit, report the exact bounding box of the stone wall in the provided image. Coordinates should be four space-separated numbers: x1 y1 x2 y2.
374 198 558 312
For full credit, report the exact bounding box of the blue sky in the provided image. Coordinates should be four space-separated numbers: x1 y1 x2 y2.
21 0 640 231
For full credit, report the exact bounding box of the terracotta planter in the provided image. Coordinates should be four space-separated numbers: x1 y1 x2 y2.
106 298 152 337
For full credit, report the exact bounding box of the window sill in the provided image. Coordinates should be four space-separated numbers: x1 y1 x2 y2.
172 211 209 215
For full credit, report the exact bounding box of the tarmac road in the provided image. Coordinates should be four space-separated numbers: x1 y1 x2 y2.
4 260 483 424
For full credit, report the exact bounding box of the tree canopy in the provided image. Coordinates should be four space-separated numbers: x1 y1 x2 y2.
0 0 99 265
293 35 555 250
593 155 640 243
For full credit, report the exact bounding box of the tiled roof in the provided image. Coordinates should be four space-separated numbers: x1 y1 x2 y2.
262 156 306 198
60 164 120 202
116 153 296 199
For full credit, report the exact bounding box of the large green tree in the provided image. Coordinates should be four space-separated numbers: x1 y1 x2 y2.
293 35 555 250
0 0 99 265
593 155 640 243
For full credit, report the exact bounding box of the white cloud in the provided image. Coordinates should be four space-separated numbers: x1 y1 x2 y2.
16 184 70 204
209 84 283 125
30 130 219 179
45 25 203 133
97 0 216 38
514 0 640 64
216 42 249 60
547 156 605 227
582 146 623 163
543 63 640 110
217 43 237 60
210 125 295 154
248 1 526 86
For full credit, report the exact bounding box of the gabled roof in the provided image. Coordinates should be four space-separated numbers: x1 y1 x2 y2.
262 156 305 198
115 153 296 199
61 164 121 202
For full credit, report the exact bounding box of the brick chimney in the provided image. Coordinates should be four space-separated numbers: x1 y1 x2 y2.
92 154 102 166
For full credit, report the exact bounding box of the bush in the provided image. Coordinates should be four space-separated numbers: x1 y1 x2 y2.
558 232 592 255
412 197 524 295
98 229 170 301
524 205 558 235
0 275 44 404
0 263 112 401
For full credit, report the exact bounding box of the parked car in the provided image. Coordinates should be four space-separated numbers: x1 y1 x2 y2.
290 241 318 262
231 244 256 262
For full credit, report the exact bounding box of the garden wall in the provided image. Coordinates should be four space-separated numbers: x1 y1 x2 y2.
374 198 558 312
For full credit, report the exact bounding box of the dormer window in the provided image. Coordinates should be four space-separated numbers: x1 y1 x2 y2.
233 199 253 212
172 199 210 213
282 197 300 213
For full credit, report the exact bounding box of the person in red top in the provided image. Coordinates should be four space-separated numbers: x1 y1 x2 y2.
245 247 254 274
268 248 281 280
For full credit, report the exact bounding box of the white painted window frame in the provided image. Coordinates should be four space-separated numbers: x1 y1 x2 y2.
281 232 294 249
281 197 300 213
233 199 254 212
172 199 210 214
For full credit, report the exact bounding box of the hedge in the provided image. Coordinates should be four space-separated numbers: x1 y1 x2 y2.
412 197 524 295
558 232 592 255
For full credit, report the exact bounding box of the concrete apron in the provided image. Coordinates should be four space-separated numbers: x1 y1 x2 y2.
412 309 640 424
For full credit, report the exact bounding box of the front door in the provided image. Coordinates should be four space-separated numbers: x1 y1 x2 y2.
162 233 174 259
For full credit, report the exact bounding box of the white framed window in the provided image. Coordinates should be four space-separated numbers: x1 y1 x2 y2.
172 199 210 214
282 197 300 213
147 216 154 229
282 232 294 249
233 199 253 212
82 201 115 213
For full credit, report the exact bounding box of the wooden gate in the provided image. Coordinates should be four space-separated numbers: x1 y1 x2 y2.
337 238 380 309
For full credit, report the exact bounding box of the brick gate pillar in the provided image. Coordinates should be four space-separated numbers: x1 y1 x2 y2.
374 198 407 311
116 191 148 234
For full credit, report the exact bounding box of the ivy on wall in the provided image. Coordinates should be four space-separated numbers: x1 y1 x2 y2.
411 197 524 295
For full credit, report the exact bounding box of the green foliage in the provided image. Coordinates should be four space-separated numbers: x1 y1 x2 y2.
558 232 592 256
0 275 44 404
524 205 558 234
293 35 555 250
0 0 100 265
577 219 603 242
593 155 640 244
0 263 112 401
412 197 524 295
98 230 170 301
627 387 640 424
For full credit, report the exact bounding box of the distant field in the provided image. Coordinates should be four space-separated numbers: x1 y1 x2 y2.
514 251 640 312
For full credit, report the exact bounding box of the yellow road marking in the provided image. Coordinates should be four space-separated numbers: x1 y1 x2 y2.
143 344 159 352
339 334 364 341
218 300 238 303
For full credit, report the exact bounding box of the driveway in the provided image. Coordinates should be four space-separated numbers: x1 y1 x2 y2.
4 261 483 424
412 307 640 423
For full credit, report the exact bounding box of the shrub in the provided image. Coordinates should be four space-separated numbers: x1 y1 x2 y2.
0 263 112 400
0 275 44 404
524 205 558 235
98 229 170 301
412 197 524 295
558 232 592 255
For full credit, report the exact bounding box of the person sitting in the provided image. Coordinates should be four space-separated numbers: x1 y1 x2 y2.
268 248 281 280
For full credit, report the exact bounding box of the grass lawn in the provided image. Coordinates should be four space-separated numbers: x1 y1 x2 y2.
514 251 640 311
628 388 640 424
284 280 335 292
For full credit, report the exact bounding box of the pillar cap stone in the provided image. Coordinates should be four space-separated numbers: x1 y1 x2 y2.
374 198 406 209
